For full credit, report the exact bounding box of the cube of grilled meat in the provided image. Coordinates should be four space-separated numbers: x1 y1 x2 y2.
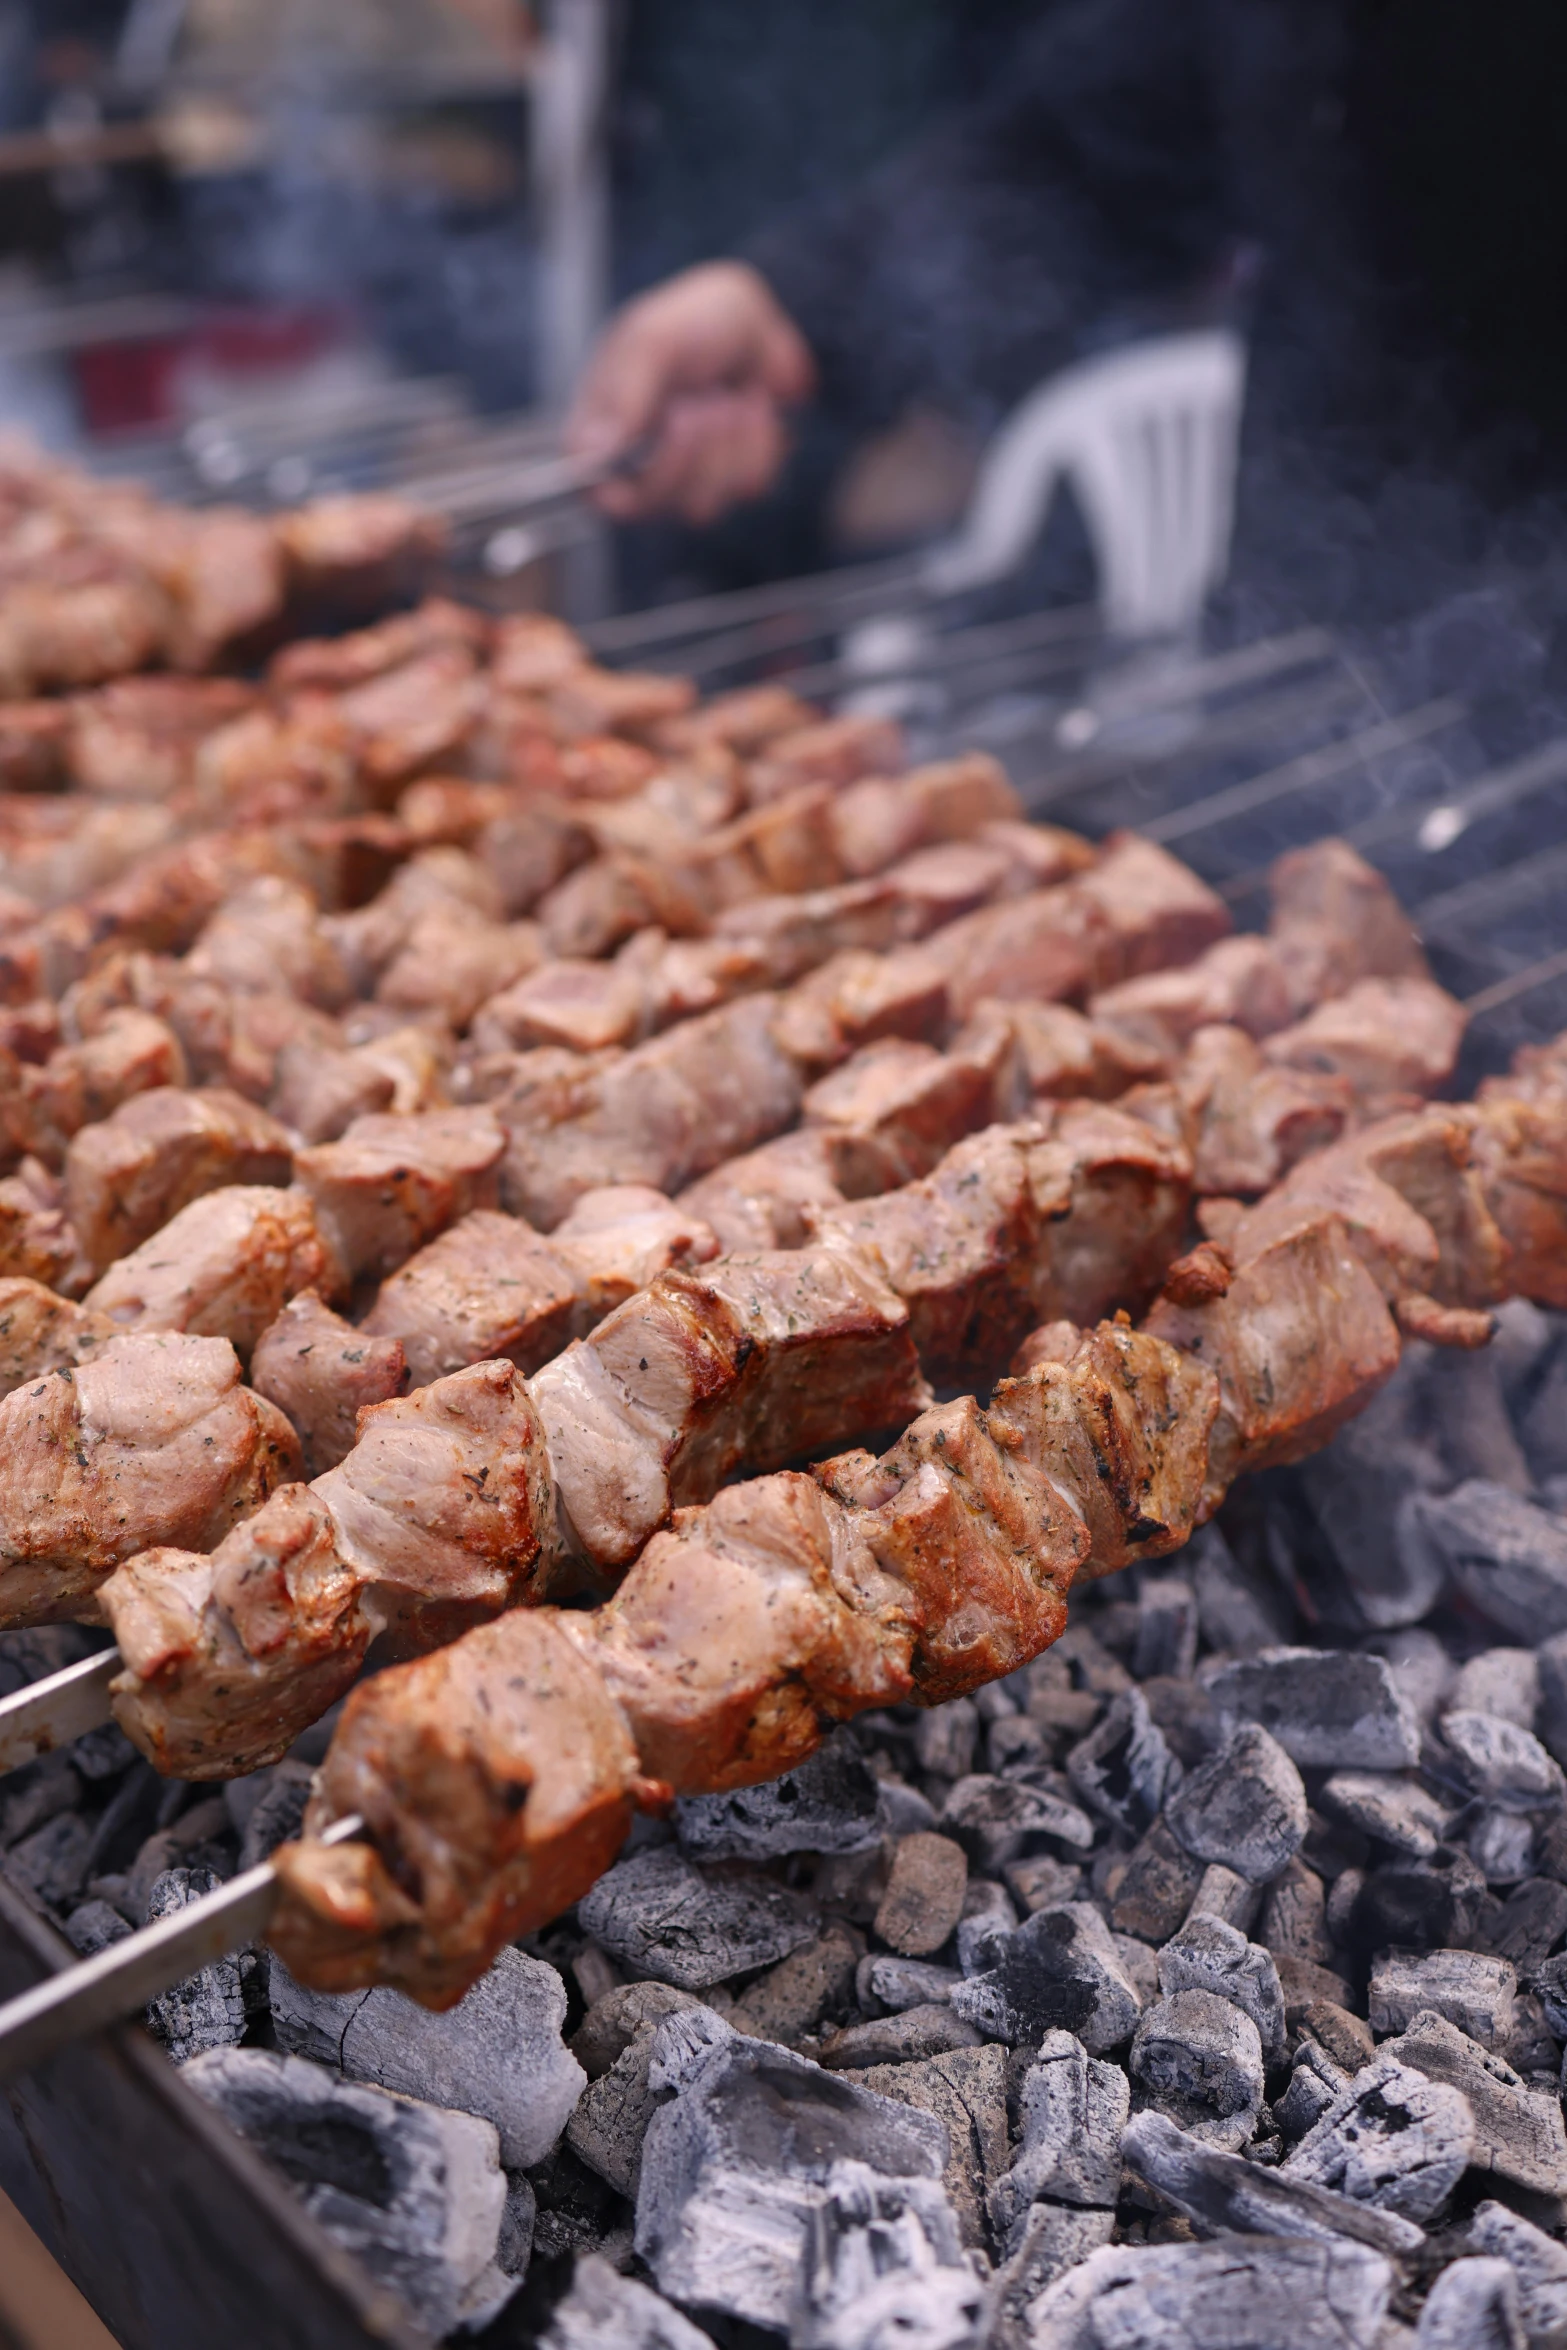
251 1290 407 1478
549 1184 720 1324
774 944 952 1071
651 681 817 758
487 611 588 696
361 1209 578 1387
1001 1000 1168 1101
470 795 593 918
1262 975 1467 1104
375 903 542 1031
0 998 58 1065
553 736 661 801
0 1166 89 1295
269 1038 396 1145
1144 1210 1401 1501
1069 833 1233 989
1090 933 1296 1055
274 494 447 613
0 1275 112 1397
746 712 906 805
103 1358 552 1779
1267 837 1428 1013
829 753 1021 875
189 704 358 828
585 754 746 853
534 856 660 961
185 876 353 1012
270 598 490 695
678 1128 887 1253
0 1331 300 1629
109 956 343 1106
271 1608 646 2000
1177 1025 1350 1196
712 873 909 979
1469 1084 1567 1310
809 1122 1042 1380
470 945 653 1056
161 507 287 671
21 1010 190 1166
531 1244 930 1590
1023 1100 1196 1328
324 847 505 995
492 994 804 1230
294 1106 505 1281
0 557 171 698
65 1084 294 1277
1228 1105 1508 1313
801 1009 1024 1186
0 797 176 913
923 883 1111 1017
546 666 696 741
328 646 484 803
67 677 257 800
84 1186 342 1359
0 699 71 792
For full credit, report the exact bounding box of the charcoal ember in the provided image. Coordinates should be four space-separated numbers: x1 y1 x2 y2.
989 2204 1116 2350
1054 1621 1134 1696
1065 1687 1177 1836
1319 1772 1453 1859
1405 1483 1567 1642
954 1876 1018 1975
1442 1711 1567 1812
0 1625 103 1698
540 2254 710 2350
1294 1369 1454 1629
233 1761 313 1869
914 1699 978 1783
1275 2051 1344 2140
1472 1809 1541 1886
1006 1853 1086 1916
673 1731 882 1860
1121 2110 1424 2255
1467 2199 1567 2348
987 1714 1052 1777
1202 1648 1421 1771
528 2140 630 2266
142 1867 258 2063
1128 1988 1264 2152
819 2006 984 2071
1183 1864 1261 1935
1520 1336 1567 1481
791 2159 983 2350
1414 2257 1525 2350
1348 1849 1487 1954
5 1811 92 1913
1453 1651 1541 1733
1111 1932 1161 2013
1191 1523 1298 1657
1134 1575 1198 1681
851 2043 1008 2252
497 2173 536 2279
1027 2235 1394 2350
1502 1992 1560 2081
567 2023 663 2197
126 1822 232 1924
576 1846 818 1990
950 1904 1142 2053
987 2029 1128 2251
0 1751 82 1850
570 1981 704 2080
877 1777 938 1836
1536 1633 1567 1771
632 2009 948 2329
1164 1724 1308 1883
1479 1878 1567 1970
62 1897 131 1957
69 1722 137 1783
939 1774 1096 1874
1363 1629 1456 1726
857 1954 961 2014
732 1925 859 2043
1283 2055 1474 2222
1260 1860 1335 1965
270 1946 584 2168
1139 1673 1225 1771
1157 1913 1286 2061
1379 2008 1567 2205
1369 1949 1518 2049
1110 1818 1207 1944
184 2046 515 2339
873 1832 968 1958
1421 1342 1534 1492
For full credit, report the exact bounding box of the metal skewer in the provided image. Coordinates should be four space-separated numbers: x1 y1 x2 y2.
0 1645 121 1771
0 1812 365 2084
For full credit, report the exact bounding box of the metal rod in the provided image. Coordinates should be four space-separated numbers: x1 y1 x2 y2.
1143 699 1467 848
1464 947 1567 1020
0 1648 118 1774
0 1814 364 2085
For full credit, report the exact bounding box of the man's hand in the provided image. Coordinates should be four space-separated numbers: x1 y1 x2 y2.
566 261 816 524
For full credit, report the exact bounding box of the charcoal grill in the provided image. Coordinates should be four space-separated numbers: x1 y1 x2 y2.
0 515 1564 2345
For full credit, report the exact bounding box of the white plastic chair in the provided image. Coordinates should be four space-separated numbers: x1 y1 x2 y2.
921 329 1248 639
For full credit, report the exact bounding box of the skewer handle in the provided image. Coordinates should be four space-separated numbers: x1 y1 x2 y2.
0 1647 120 1774
0 1814 364 2083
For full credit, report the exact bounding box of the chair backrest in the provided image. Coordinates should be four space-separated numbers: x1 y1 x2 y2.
922 329 1248 639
